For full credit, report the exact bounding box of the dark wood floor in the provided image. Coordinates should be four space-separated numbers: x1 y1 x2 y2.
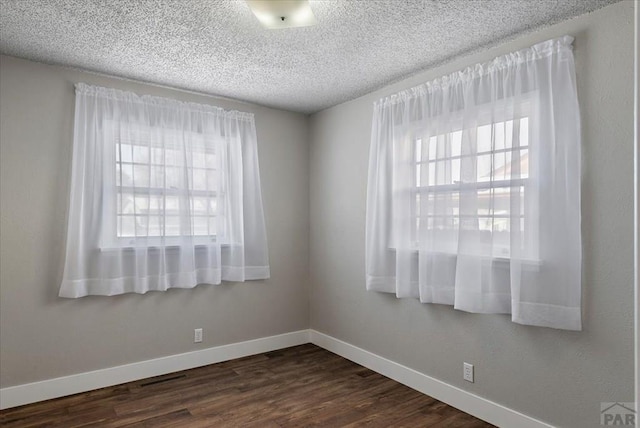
0 344 494 427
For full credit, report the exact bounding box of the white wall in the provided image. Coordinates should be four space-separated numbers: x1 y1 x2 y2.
0 56 310 387
308 2 635 427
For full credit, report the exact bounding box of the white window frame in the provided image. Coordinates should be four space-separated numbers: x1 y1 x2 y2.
99 120 228 249
394 95 541 264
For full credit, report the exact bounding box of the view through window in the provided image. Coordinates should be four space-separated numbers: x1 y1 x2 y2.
412 117 531 258
112 130 223 243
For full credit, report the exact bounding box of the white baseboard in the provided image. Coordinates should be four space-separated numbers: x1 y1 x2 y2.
0 330 310 410
1 328 552 428
309 330 552 428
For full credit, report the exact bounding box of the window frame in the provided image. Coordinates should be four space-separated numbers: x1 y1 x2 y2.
99 120 228 250
391 94 541 264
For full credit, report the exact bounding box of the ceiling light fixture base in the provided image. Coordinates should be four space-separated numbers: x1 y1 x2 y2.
246 0 318 29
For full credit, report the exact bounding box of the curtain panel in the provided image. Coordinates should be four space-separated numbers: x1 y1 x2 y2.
366 36 581 330
59 84 269 297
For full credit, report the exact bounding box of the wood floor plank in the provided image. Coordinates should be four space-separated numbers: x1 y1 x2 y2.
0 344 495 427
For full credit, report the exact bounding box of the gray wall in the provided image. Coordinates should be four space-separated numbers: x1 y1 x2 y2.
0 56 309 387
0 2 635 427
308 2 634 428
636 1 640 418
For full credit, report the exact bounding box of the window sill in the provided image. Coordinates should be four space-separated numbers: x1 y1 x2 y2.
388 248 542 271
99 240 231 252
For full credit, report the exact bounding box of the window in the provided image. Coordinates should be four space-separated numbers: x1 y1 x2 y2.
101 123 226 248
366 36 582 330
60 84 270 298
116 140 219 239
410 116 534 260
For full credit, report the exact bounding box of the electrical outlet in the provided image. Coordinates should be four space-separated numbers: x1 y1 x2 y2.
463 362 474 383
194 328 203 343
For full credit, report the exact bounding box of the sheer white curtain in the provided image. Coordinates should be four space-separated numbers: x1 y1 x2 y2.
366 36 581 330
59 83 269 297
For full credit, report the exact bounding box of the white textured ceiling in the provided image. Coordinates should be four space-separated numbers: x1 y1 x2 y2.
0 0 620 113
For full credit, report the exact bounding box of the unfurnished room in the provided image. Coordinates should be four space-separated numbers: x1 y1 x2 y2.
0 1 639 427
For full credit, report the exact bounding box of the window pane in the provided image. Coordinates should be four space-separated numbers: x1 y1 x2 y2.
165 216 181 236
165 196 179 215
207 172 218 190
494 151 506 181
434 161 447 185
118 193 133 214
165 166 180 188
192 216 209 236
119 216 135 237
192 169 207 191
134 215 149 236
424 192 459 216
208 217 218 235
451 131 462 158
477 124 492 153
433 137 444 160
192 152 206 168
117 163 133 187
147 216 161 236
148 195 162 213
451 159 460 184
190 197 210 216
133 165 149 187
504 120 513 149
149 166 165 188
115 163 121 187
165 149 181 166
428 163 436 186
205 153 217 167
478 217 493 232
150 147 165 164
520 149 529 179
134 195 149 212
475 187 521 215
132 145 149 163
493 231 511 258
477 154 492 182
119 144 133 163
519 117 529 146
428 136 437 160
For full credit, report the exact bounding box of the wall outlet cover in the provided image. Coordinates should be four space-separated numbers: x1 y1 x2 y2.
463 362 474 383
194 328 203 343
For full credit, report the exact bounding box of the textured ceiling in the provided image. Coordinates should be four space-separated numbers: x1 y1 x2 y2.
0 0 620 114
